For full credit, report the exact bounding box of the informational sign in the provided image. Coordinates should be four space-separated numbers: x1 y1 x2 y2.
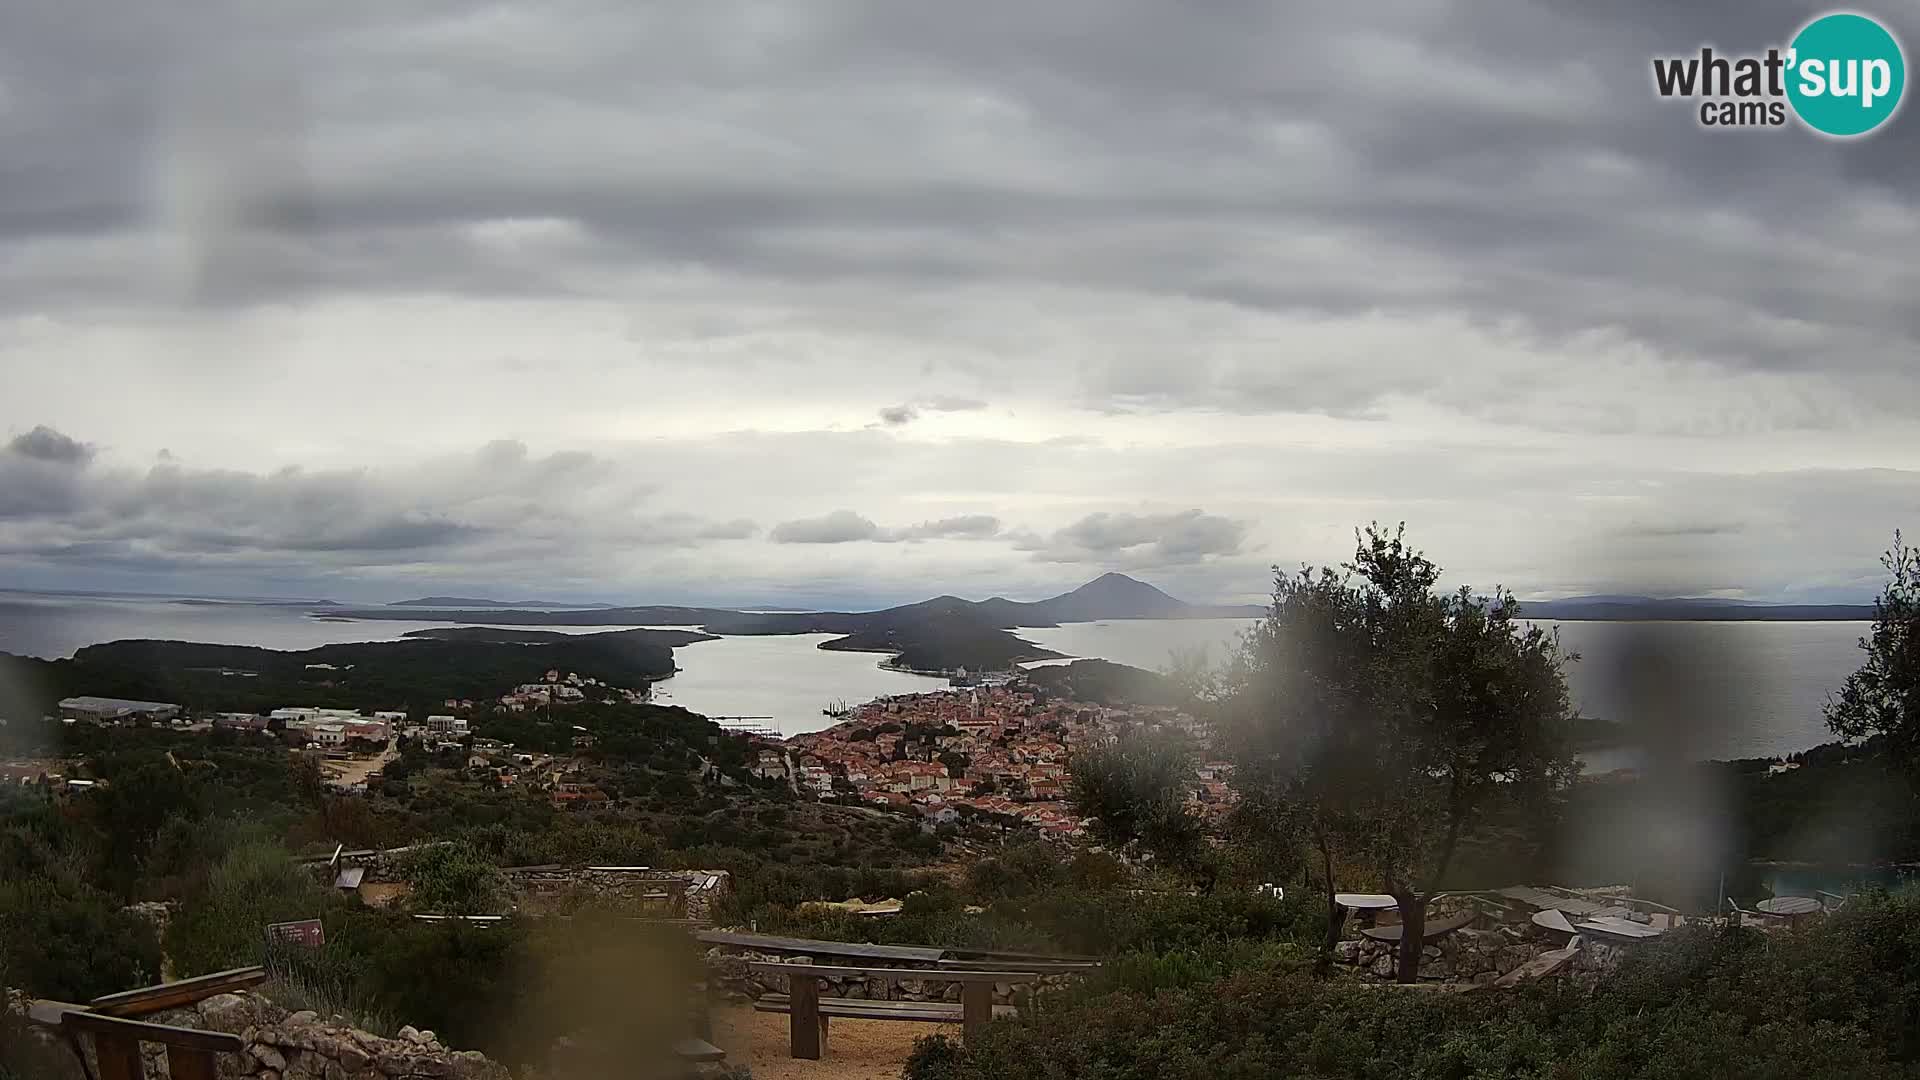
265 918 325 949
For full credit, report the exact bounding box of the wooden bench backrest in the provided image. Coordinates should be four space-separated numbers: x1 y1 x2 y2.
62 1010 245 1080
89 967 268 1018
747 962 1037 982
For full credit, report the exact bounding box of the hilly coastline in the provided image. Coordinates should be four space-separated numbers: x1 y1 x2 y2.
1519 596 1874 621
326 572 1259 673
317 576 1873 675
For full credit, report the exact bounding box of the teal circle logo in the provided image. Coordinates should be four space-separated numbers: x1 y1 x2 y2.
1787 12 1906 137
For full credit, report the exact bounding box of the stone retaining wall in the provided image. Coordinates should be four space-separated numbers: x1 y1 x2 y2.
506 867 731 921
143 992 509 1080
1335 925 1628 984
705 949 1072 1006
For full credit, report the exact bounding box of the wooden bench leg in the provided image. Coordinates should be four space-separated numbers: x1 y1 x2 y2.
790 976 824 1060
962 982 994 1041
92 1033 143 1080
167 1046 220 1080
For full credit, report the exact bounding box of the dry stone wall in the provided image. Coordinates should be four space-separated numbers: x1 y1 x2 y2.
1334 925 1628 985
145 992 511 1080
706 949 1070 1006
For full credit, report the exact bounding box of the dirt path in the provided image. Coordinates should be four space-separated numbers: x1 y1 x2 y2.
710 1003 955 1080
323 743 396 788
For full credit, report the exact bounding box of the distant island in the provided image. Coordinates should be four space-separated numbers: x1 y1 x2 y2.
1519 596 1874 621
315 576 1872 675
328 573 1256 673
389 596 613 609
0 628 691 715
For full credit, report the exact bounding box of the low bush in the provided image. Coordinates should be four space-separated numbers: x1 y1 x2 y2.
906 890 1920 1080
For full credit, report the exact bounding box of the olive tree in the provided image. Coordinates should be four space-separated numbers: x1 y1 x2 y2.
1827 531 1920 764
1220 524 1578 982
1067 727 1204 871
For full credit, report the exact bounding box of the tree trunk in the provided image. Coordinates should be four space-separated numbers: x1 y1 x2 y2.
1394 892 1426 984
1315 831 1342 977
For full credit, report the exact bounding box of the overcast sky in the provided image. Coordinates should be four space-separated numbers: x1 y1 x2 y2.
3 0 1917 609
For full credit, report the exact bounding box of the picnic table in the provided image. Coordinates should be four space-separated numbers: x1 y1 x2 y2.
1756 896 1823 924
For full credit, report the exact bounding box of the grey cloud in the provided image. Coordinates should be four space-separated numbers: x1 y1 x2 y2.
0 434 757 580
697 518 760 540
891 514 1003 541
8 426 94 464
771 509 1004 543
877 397 989 427
771 510 881 544
1022 509 1248 566
4 0 1915 435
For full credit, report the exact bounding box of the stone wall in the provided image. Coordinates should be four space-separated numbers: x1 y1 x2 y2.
706 950 1072 1007
505 867 731 921
143 992 510 1080
1334 925 1628 985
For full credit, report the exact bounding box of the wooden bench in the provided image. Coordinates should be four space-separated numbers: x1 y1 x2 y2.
747 962 1035 1060
25 966 269 1080
29 1001 250 1080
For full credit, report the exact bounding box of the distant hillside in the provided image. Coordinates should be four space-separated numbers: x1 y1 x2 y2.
390 596 611 609
0 633 680 715
325 573 1260 673
1025 659 1187 707
1521 596 1873 621
401 626 719 648
977 572 1264 625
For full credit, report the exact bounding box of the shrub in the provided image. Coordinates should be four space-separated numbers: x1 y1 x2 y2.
905 891 1920 1080
166 840 334 977
0 877 160 1001
402 841 506 914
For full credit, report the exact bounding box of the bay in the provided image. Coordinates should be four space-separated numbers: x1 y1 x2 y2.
0 591 1874 757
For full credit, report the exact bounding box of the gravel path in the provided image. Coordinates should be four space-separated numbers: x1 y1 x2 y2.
711 1003 959 1080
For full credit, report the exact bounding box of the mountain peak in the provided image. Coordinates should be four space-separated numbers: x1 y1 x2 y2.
1068 572 1177 599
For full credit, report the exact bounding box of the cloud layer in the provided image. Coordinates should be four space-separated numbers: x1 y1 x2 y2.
1 1 1918 606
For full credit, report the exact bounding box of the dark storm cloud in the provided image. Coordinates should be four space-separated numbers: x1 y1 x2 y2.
2 0 1915 421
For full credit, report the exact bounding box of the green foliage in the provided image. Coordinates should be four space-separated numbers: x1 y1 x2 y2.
1828 531 1920 765
2 634 676 717
1067 728 1204 868
908 891 1920 1080
1027 659 1189 707
360 919 526 1051
0 875 160 1001
1219 523 1579 978
166 840 334 977
402 841 506 914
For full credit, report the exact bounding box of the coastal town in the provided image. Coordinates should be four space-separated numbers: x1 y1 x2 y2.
774 675 1234 839
13 667 1237 841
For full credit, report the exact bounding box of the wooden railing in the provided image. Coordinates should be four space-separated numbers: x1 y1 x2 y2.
27 966 266 1080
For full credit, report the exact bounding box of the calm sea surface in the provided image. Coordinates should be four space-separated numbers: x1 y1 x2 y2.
0 593 1870 754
